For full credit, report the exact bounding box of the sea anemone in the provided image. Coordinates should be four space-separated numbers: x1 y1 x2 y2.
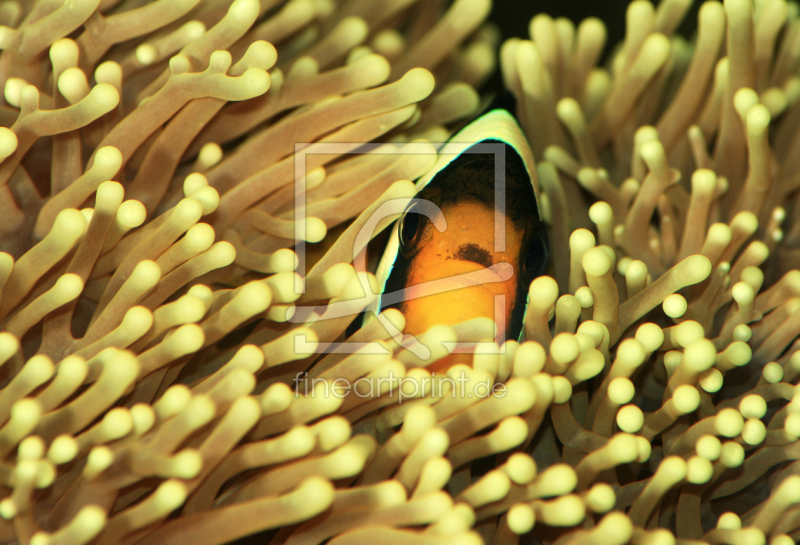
0 0 797 544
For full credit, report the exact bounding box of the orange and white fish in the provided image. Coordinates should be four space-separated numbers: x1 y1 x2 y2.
370 101 548 372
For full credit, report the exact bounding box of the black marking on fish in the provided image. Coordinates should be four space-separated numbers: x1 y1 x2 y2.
450 243 494 269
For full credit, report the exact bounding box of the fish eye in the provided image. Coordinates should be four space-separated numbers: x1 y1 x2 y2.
399 203 422 253
523 232 548 277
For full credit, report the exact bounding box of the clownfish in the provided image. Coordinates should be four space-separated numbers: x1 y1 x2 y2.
368 99 549 372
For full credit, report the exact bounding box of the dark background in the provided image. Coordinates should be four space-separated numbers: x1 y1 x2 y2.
485 0 702 91
489 0 633 48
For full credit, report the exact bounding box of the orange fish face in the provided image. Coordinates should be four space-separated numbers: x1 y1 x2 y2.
401 201 523 333
380 140 548 373
400 201 526 372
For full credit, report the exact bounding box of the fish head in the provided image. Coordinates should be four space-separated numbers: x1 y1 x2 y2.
381 141 548 371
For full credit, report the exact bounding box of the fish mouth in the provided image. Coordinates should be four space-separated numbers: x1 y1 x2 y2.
398 261 515 305
398 259 517 373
